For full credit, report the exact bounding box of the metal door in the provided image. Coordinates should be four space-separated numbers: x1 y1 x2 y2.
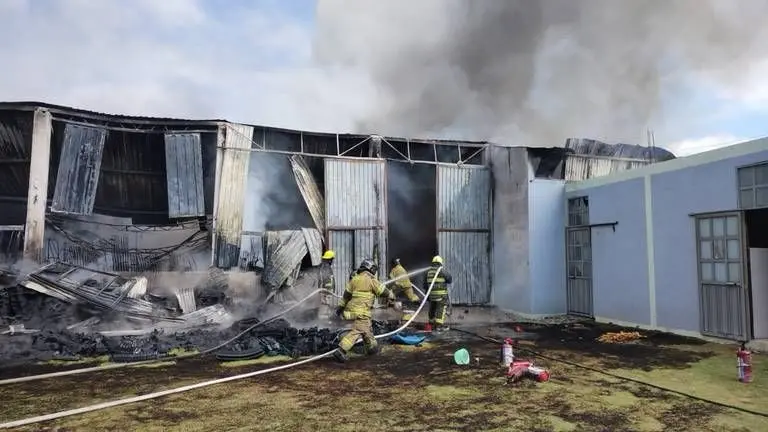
566 227 593 316
697 213 749 340
51 124 107 215
325 159 387 298
436 165 492 305
165 133 205 218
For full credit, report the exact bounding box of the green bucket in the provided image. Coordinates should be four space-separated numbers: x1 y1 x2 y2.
453 348 470 365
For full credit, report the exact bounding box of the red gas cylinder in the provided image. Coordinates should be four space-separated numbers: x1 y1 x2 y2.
737 343 753 383
527 366 550 382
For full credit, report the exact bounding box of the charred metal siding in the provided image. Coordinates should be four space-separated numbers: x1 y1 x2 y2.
565 155 649 181
329 230 354 298
325 159 387 291
437 165 491 304
0 110 33 198
164 133 205 218
214 123 252 268
438 165 491 229
263 230 307 289
0 110 33 225
290 155 325 232
302 227 323 266
51 124 107 215
325 159 386 228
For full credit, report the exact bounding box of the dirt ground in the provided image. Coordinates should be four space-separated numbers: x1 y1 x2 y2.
1 321 767 432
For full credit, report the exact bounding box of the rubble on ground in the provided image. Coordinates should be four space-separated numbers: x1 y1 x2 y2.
0 261 404 364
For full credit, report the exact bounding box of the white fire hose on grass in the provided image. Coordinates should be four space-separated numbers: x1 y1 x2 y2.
0 268 442 430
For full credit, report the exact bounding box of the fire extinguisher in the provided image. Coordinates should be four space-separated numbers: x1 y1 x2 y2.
737 343 752 383
501 338 515 367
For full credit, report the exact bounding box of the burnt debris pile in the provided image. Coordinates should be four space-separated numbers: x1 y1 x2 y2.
0 316 401 364
0 261 402 364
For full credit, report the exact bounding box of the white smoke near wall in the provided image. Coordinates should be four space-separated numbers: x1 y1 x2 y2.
314 0 768 146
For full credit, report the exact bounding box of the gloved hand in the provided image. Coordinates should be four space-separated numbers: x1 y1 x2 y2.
335 306 344 318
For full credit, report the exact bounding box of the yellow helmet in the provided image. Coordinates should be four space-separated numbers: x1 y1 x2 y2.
432 255 443 265
322 250 335 260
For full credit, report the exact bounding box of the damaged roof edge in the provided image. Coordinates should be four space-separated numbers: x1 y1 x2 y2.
0 101 489 146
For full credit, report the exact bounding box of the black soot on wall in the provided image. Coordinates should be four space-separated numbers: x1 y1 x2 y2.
386 161 437 274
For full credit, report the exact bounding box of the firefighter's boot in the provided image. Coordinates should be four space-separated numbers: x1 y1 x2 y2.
366 344 381 356
333 348 349 363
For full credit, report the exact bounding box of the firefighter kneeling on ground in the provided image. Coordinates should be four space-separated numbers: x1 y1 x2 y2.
334 258 395 363
424 255 453 332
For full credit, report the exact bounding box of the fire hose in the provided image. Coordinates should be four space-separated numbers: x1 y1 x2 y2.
450 327 768 419
0 268 442 429
0 267 428 386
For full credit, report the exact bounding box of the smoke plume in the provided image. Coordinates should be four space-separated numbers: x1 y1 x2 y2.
314 0 768 146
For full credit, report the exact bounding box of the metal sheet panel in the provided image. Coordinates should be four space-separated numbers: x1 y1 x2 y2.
325 159 386 228
302 227 323 266
263 230 308 289
329 230 354 298
214 123 252 267
354 229 387 279
700 283 748 340
437 164 491 305
564 155 649 182
291 155 326 232
437 165 491 230
51 124 106 215
165 133 205 218
437 231 490 304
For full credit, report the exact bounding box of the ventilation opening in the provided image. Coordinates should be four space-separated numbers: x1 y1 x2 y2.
386 161 438 278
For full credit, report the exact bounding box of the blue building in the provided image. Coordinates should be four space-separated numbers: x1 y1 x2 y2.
563 137 768 343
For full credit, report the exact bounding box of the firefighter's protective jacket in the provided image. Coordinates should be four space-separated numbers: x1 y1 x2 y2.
423 265 453 300
318 261 334 292
389 264 411 290
390 264 418 302
338 271 392 320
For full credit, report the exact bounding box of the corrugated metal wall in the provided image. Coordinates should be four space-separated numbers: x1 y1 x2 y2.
329 230 353 298
437 165 491 304
51 123 107 215
565 155 650 181
325 159 387 296
214 123 252 268
290 155 325 232
164 133 205 218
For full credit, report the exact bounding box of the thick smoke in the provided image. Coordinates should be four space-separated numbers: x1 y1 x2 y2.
314 0 768 146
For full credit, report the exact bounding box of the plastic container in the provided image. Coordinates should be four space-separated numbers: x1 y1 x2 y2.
454 348 470 365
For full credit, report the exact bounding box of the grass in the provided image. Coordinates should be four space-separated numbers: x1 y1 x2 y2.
40 355 111 366
218 355 294 368
2 335 768 431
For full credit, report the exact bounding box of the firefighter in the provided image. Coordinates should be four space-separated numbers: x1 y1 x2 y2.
389 258 419 307
423 255 453 332
334 258 395 363
318 250 335 319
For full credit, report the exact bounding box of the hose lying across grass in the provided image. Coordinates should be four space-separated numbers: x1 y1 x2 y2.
0 268 442 429
450 327 768 419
